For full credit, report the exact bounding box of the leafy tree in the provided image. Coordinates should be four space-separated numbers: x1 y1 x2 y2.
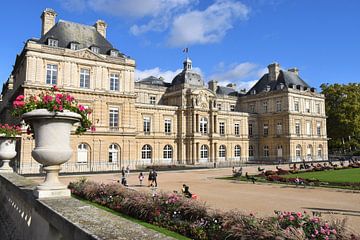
320 83 360 153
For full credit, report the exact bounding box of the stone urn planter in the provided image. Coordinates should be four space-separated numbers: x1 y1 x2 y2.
0 137 17 172
22 109 81 198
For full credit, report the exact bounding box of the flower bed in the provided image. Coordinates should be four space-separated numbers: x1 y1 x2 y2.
0 124 21 137
69 179 356 240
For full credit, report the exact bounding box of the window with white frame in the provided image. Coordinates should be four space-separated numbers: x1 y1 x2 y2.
276 100 282 112
317 145 323 159
141 145 152 160
219 122 225 135
108 144 119 163
306 121 311 136
263 145 269 157
200 117 208 134
263 123 269 136
77 143 89 163
217 103 222 110
109 73 119 91
109 108 119 130
305 100 310 113
296 145 302 160
110 50 118 57
317 122 321 136
249 103 255 113
143 117 151 134
164 119 171 134
163 145 173 160
249 145 254 157
248 123 253 136
295 121 301 135
234 145 241 158
46 64 58 85
149 96 156 105
276 122 282 135
230 104 235 112
294 98 299 112
307 145 313 160
91 46 99 53
316 103 321 114
234 123 240 136
219 145 226 158
80 68 90 88
263 101 268 113
277 145 283 158
48 38 58 47
70 42 80 50
200 145 208 159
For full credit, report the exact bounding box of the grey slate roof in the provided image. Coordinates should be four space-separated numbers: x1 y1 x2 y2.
216 86 239 96
138 76 171 87
36 20 123 56
171 70 204 86
247 70 311 95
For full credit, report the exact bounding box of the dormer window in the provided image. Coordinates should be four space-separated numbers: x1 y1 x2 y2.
91 46 99 54
70 42 80 50
251 89 256 95
110 50 118 57
266 85 271 92
48 38 58 47
279 83 285 89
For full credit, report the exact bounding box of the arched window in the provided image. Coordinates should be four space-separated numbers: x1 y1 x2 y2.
307 144 313 160
249 145 254 158
219 145 226 158
317 144 323 160
200 145 208 161
141 145 152 160
163 145 173 161
296 145 302 161
200 117 208 134
77 143 89 163
108 144 119 163
234 145 241 160
277 145 283 158
263 145 269 158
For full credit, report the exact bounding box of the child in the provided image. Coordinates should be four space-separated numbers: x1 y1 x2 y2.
138 172 144 186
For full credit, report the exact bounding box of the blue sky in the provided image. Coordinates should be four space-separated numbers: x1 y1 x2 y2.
1 0 359 91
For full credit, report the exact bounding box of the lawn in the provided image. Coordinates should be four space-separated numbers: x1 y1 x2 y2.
282 168 360 183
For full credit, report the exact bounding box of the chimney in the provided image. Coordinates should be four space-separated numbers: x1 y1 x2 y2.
208 80 218 92
288 67 299 76
41 8 57 36
227 83 236 89
267 62 280 81
94 20 107 38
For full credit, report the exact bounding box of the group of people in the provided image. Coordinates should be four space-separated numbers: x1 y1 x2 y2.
118 166 158 188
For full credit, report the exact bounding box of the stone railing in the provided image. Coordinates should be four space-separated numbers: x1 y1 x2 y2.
0 173 174 240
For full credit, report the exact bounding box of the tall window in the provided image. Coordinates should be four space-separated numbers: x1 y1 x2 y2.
234 123 240 136
249 104 255 113
200 145 208 159
108 144 119 163
234 145 241 159
263 145 269 158
77 143 89 163
294 99 299 112
219 145 226 158
80 68 90 88
263 123 269 136
109 108 119 130
276 122 282 135
46 64 58 85
149 96 156 105
295 122 301 136
200 117 208 134
163 145 173 160
296 145 302 160
109 73 119 91
143 117 151 134
305 100 310 113
316 103 321 114
141 145 152 160
317 122 321 136
263 101 268 113
306 121 311 136
276 100 282 112
219 122 225 135
164 119 171 134
249 145 254 157
317 145 323 160
277 145 283 158
248 123 253 137
307 145 313 160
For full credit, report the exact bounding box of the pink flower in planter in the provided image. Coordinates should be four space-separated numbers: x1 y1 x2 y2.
332 229 337 235
315 229 319 235
66 95 74 102
13 100 25 108
52 85 59 91
289 215 295 221
90 125 96 132
296 212 302 218
78 105 86 112
58 105 63 111
43 95 53 103
15 95 25 101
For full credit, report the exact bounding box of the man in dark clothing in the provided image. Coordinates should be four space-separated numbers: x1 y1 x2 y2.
153 169 158 187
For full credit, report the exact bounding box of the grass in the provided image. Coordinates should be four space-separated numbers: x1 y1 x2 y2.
282 168 360 183
72 194 190 240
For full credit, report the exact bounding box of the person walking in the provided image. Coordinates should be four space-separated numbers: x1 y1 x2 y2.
153 169 158 187
148 169 154 187
126 165 130 178
138 172 144 186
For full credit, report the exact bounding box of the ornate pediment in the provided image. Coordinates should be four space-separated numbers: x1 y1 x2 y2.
74 49 105 61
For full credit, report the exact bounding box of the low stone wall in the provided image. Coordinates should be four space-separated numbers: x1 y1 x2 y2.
0 173 174 240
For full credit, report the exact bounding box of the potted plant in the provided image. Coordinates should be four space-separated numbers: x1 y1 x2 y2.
0 123 22 172
12 85 94 198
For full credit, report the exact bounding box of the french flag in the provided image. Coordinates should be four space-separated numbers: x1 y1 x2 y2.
183 47 189 53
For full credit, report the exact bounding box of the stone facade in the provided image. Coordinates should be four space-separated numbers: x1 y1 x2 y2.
0 9 328 174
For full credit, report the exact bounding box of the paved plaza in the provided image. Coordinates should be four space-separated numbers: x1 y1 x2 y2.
30 164 360 233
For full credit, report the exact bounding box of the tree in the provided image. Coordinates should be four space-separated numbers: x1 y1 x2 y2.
320 83 360 153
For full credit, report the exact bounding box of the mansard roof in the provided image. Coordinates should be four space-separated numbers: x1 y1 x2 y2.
138 76 171 87
36 20 124 56
216 86 239 96
247 70 310 95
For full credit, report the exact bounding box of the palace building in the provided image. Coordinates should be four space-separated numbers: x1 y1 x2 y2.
0 9 328 174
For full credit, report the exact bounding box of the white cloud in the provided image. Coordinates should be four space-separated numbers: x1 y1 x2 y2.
209 62 266 91
135 66 203 83
168 0 249 46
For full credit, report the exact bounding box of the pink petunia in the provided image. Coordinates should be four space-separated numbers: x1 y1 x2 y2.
52 85 59 91
78 105 86 111
15 95 25 101
43 95 53 103
289 215 295 221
